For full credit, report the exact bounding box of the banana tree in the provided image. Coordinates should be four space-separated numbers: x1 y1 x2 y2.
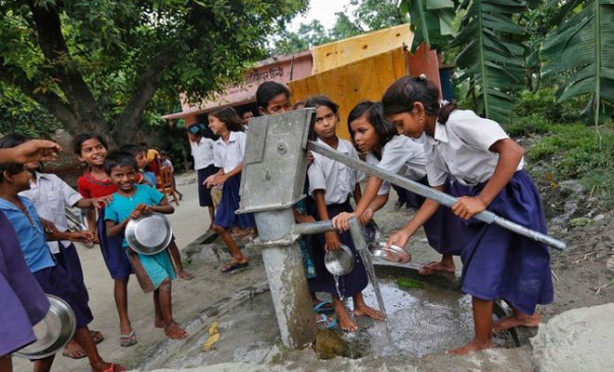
541 0 614 125
400 0 457 51
402 0 528 124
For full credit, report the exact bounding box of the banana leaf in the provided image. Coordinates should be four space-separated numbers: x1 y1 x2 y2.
541 0 614 124
400 0 457 51
451 0 528 124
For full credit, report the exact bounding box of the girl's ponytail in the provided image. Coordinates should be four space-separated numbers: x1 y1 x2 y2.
437 102 458 125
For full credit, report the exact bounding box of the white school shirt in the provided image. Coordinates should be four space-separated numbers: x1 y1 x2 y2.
365 135 427 195
19 172 82 254
190 136 215 170
213 131 247 173
424 109 524 187
308 138 365 205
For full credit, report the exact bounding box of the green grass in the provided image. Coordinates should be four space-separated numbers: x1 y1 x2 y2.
516 121 614 209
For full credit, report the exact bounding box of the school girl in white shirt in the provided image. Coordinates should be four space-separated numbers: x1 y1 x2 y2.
204 107 256 273
306 95 384 332
381 75 553 355
333 101 469 273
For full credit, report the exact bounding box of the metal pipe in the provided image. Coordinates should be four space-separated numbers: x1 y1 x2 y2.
292 220 334 236
308 140 566 251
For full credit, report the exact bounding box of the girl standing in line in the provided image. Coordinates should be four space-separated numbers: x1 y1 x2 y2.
204 107 256 273
73 133 137 347
306 95 383 332
332 101 468 272
381 75 552 354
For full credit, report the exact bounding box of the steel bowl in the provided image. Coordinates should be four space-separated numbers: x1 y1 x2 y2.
125 213 172 255
371 242 411 263
362 220 381 244
324 244 355 276
14 295 76 359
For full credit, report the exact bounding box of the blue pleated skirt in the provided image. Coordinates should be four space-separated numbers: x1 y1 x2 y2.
454 170 553 315
308 201 369 299
214 173 256 229
397 177 470 256
98 209 133 279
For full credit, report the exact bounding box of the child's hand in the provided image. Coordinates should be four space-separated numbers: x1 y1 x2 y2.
307 151 315 165
41 219 58 235
204 175 216 188
359 208 374 225
331 212 355 232
91 195 113 208
324 231 341 252
67 231 95 244
386 229 411 250
129 209 143 220
206 174 227 188
452 196 486 220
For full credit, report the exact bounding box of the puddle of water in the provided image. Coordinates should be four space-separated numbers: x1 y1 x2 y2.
354 279 515 357
160 278 515 369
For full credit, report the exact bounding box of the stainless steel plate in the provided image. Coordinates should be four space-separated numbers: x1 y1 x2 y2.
324 244 355 276
125 213 172 255
370 242 410 263
14 295 76 359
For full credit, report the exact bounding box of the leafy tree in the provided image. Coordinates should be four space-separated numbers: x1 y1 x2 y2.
0 0 307 146
273 0 407 55
541 0 614 125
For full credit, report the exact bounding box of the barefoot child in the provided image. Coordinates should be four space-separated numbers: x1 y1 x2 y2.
382 75 553 354
305 95 384 332
0 135 125 372
73 133 137 347
332 101 468 270
104 151 187 340
121 144 194 281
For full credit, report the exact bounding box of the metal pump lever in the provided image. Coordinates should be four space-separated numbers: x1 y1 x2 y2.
307 140 566 251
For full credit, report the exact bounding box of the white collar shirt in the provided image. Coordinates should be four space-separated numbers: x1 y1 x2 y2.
19 172 82 254
213 131 246 173
190 136 215 170
423 109 524 187
308 138 365 205
365 135 427 195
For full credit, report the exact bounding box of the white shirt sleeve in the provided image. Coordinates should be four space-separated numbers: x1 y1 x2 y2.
450 111 509 152
55 175 83 207
308 155 327 196
213 142 222 168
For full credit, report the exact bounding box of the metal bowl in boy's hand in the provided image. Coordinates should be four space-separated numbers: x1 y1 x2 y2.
324 244 355 276
125 213 172 255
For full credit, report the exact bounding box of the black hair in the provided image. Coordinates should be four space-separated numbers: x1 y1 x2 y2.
240 109 255 118
210 107 244 132
293 101 306 110
0 133 29 182
103 151 138 174
72 133 108 155
381 75 458 124
119 144 146 157
347 101 398 150
305 95 339 115
256 81 290 109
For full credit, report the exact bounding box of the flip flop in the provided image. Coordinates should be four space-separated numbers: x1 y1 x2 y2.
119 330 137 347
316 314 338 330
220 261 249 273
313 299 334 314
62 347 87 359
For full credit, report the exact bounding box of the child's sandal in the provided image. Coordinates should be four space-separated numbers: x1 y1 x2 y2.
119 330 137 347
